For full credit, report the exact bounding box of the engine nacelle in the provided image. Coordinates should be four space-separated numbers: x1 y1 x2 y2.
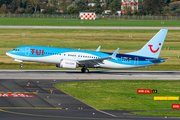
56 59 78 69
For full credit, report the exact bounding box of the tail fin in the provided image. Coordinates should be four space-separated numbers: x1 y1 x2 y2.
127 29 168 58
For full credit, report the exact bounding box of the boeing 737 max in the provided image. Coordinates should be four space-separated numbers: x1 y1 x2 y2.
6 29 168 73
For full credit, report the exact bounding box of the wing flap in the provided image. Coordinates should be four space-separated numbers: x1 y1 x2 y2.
78 48 119 66
78 57 111 65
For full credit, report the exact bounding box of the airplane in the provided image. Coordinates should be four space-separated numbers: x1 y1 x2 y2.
6 29 168 73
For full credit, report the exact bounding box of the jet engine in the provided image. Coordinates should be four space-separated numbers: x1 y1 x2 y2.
56 59 78 69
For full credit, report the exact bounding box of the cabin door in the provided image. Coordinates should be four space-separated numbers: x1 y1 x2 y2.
134 57 139 66
25 47 30 56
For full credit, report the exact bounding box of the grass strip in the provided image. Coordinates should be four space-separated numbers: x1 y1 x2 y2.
132 111 180 117
0 18 180 26
1 29 180 70
54 80 180 117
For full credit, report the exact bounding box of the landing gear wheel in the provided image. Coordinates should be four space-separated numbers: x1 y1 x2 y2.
81 68 85 73
81 67 89 73
20 63 23 68
85 69 89 73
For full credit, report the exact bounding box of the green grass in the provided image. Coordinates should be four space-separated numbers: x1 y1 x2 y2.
54 80 180 117
0 18 180 26
1 29 180 70
132 111 180 117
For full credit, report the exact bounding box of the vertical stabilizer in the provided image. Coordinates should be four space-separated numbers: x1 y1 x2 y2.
126 29 168 58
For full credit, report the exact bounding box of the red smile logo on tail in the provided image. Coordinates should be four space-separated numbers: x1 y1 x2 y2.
148 43 161 53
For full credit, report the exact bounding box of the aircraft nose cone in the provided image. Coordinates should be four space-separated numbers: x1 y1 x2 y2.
6 51 11 57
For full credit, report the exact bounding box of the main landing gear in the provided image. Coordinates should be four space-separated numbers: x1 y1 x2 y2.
81 67 89 73
20 62 23 68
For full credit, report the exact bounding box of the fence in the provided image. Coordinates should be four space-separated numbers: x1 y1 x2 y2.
0 13 180 20
100 15 180 20
0 14 79 19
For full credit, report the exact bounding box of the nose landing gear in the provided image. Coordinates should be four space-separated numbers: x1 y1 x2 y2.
20 62 23 68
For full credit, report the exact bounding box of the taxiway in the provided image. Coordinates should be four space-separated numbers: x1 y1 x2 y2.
0 26 180 30
0 78 179 120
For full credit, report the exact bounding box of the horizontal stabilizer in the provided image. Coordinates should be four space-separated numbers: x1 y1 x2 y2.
146 58 169 62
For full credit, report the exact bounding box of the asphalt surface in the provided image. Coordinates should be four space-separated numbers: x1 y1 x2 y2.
0 79 179 120
0 26 180 30
0 70 180 80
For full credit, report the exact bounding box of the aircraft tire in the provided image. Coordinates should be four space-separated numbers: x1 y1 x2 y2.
85 69 89 73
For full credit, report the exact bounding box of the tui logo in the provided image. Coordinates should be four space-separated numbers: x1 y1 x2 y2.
31 49 44 55
148 43 161 53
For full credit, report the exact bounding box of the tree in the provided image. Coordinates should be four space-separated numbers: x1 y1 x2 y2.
67 6 77 14
77 0 89 12
169 1 180 11
60 0 67 12
94 0 104 14
133 9 138 15
42 6 56 14
8 0 21 13
110 0 121 14
0 4 7 17
110 3 117 14
17 8 25 13
170 0 180 2
105 0 110 10
21 0 28 8
165 0 170 6
29 0 40 13
113 0 121 11
123 6 132 15
143 0 165 15
162 6 171 15
24 0 34 14
0 0 13 7
172 9 180 15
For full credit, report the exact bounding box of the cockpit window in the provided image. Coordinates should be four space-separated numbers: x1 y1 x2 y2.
13 49 20 51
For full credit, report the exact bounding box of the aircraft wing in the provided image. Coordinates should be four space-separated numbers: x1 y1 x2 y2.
77 48 119 66
77 57 111 65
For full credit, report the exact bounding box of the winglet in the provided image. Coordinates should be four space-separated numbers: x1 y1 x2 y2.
96 46 101 52
111 48 119 59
